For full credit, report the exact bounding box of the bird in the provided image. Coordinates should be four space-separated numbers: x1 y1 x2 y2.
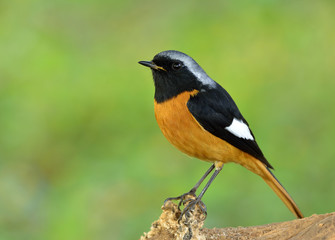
138 50 304 220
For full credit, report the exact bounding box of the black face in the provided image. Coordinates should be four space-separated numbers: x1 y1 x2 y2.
150 56 200 103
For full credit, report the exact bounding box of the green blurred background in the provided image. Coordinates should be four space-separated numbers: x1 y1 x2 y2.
1 0 335 239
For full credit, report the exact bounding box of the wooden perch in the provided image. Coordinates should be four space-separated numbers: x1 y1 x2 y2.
140 196 335 240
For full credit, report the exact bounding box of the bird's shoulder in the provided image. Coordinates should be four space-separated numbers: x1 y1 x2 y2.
187 85 272 168
187 85 243 128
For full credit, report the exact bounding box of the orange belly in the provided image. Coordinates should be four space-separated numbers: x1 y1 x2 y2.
154 90 262 173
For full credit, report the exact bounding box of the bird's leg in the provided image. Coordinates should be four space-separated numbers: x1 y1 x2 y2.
179 165 223 222
164 164 215 210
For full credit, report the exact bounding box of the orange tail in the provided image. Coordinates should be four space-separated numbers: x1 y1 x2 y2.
255 161 304 218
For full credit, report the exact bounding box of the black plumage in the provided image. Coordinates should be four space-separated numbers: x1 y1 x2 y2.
187 84 273 169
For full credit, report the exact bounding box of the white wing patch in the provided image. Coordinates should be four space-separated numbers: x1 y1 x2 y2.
225 118 254 140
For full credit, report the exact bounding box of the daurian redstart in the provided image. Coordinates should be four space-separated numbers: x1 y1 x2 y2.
139 50 303 219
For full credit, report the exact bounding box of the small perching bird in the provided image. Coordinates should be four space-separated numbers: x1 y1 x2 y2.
139 50 303 220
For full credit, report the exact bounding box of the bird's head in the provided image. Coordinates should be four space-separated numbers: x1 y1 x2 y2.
139 50 216 103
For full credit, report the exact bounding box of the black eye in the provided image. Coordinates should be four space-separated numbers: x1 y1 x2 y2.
171 62 182 70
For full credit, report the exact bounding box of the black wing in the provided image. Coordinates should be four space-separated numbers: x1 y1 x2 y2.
187 85 273 169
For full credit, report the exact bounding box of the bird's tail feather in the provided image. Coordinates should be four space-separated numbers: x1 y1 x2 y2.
255 160 304 219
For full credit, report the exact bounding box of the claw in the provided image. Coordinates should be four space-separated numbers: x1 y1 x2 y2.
164 190 208 222
178 198 208 222
164 190 197 211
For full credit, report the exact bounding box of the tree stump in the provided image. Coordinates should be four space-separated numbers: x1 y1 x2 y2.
140 197 335 240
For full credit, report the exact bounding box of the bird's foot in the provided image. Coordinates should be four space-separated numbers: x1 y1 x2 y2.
178 197 207 222
164 189 197 211
164 190 207 223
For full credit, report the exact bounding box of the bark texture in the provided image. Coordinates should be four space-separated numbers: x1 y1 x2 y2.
141 197 334 240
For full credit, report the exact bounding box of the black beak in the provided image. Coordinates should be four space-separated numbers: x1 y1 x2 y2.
138 61 166 71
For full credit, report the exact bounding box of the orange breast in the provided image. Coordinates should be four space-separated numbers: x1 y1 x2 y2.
154 90 262 173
